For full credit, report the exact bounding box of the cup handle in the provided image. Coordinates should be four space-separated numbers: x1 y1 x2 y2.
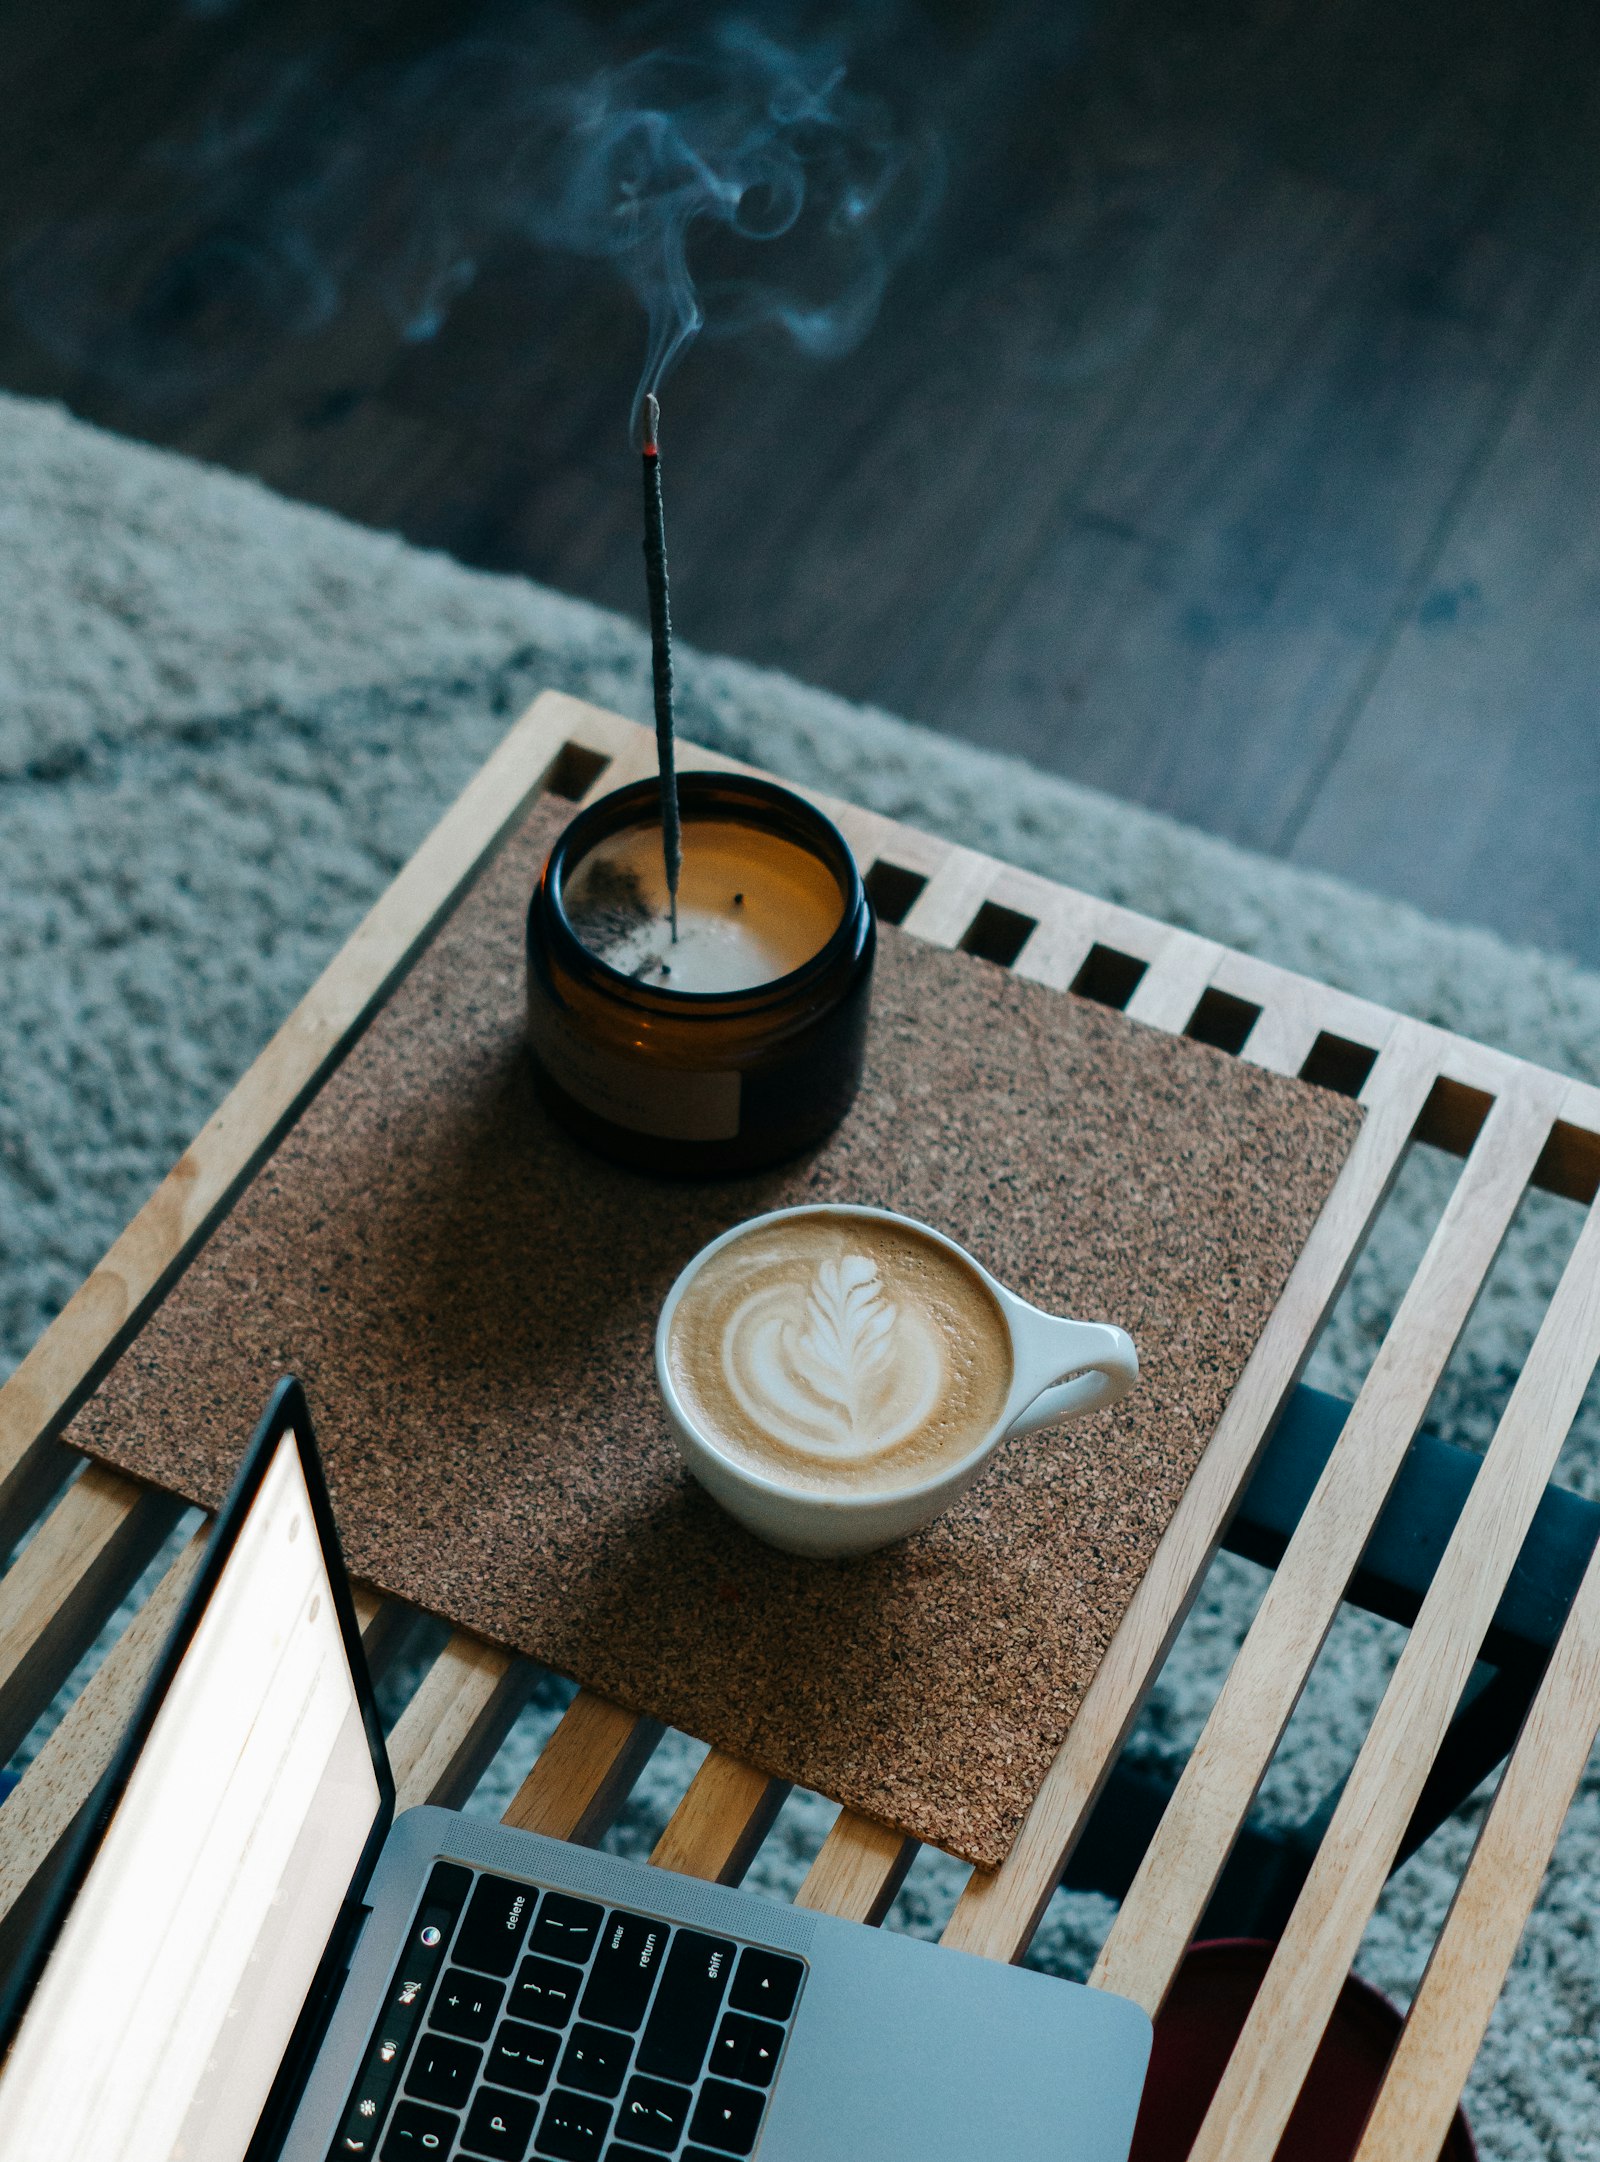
1005 1317 1139 1442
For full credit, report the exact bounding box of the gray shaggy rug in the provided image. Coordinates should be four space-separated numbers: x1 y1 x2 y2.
4 391 1598 2159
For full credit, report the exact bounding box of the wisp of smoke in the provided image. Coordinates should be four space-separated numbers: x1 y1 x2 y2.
515 23 942 435
9 11 943 430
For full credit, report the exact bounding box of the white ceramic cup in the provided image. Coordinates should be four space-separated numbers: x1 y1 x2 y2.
655 1203 1139 1558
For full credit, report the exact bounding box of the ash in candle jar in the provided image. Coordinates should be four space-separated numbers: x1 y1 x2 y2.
564 818 844 994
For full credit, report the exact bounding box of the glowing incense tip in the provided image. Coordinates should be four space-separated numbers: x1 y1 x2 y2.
643 391 660 458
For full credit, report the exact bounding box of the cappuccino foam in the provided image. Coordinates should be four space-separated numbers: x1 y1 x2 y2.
668 1214 1013 1495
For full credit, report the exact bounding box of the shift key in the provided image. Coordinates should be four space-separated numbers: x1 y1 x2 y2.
579 1913 669 2032
635 1933 734 2082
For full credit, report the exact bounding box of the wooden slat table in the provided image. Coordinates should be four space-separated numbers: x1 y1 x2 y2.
4 690 1599 2159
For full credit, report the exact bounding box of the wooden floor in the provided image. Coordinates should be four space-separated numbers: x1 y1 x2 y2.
5 0 1599 965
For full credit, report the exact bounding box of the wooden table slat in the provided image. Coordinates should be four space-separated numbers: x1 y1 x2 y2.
0 1441 78 1573
353 1593 437 1694
501 1691 664 1846
1185 1108 1600 2162
1211 952 1393 1073
1006 906 1103 998
0 1528 207 1929
939 1016 1434 1964
1121 935 1225 1033
575 724 684 796
386 1635 531 1814
1245 1011 1328 1080
650 1752 792 1888
1090 1069 1566 2014
837 807 953 884
796 1812 921 1926
0 1465 182 1767
1355 1495 1600 2162
897 844 1024 949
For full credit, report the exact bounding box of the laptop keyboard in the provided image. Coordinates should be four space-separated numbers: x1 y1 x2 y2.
329 1862 806 2161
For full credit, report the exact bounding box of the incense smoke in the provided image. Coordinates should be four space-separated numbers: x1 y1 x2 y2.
9 11 942 428
515 23 942 437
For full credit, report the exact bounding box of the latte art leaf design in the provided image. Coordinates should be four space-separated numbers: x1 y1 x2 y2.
788 1256 896 1429
721 1250 945 1463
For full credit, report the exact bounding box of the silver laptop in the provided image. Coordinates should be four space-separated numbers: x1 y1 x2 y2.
0 1380 1151 2162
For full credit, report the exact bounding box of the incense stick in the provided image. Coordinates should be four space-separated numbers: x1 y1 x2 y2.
641 391 681 939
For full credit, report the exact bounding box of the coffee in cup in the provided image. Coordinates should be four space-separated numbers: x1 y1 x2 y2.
657 1204 1140 1557
663 1209 1014 1497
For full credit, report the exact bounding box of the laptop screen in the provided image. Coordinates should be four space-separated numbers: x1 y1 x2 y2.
0 1425 384 2162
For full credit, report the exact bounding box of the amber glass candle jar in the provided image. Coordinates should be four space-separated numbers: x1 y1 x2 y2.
526 773 875 1176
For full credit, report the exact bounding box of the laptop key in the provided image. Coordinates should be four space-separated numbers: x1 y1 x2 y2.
614 2075 692 2152
535 2088 612 2160
431 1968 503 2041
635 1931 734 2083
727 1948 803 2023
512 1954 585 2028
412 1864 472 1953
580 1914 667 2032
380 2101 457 2158
461 2086 539 2161
558 2022 633 2098
487 2017 563 2095
455 1873 537 1977
405 2034 480 2109
332 1868 470 2154
688 2078 766 2156
529 1894 603 1964
709 2012 785 2087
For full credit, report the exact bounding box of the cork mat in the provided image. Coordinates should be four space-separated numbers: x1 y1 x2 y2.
71 796 1362 1867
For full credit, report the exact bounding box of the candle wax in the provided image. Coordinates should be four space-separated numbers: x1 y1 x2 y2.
565 818 844 993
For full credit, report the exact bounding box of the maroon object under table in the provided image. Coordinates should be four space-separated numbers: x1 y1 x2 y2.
1130 1941 1476 2162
